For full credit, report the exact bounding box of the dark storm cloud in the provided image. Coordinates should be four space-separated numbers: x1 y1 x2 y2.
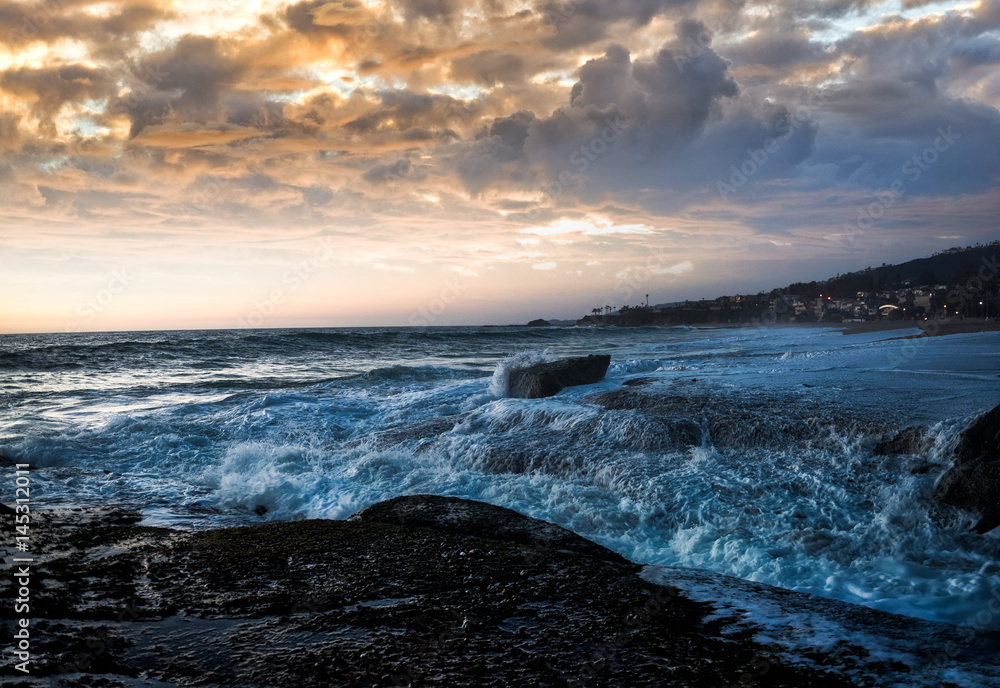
0 0 170 50
345 90 479 134
539 0 695 48
0 64 115 126
724 29 827 69
450 50 526 87
789 9 1000 196
119 35 250 137
362 158 428 184
147 36 245 104
816 79 1000 195
399 0 460 21
3 0 998 245
455 23 797 199
282 0 370 37
0 112 20 149
831 9 1000 88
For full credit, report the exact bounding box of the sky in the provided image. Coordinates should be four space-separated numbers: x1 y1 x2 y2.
0 0 998 332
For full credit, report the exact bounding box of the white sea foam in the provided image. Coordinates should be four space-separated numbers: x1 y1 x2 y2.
4 325 1000 629
488 349 559 397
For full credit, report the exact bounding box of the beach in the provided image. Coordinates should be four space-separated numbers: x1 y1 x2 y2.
835 318 1000 337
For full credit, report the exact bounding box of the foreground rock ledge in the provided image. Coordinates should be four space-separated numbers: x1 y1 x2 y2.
1 497 996 688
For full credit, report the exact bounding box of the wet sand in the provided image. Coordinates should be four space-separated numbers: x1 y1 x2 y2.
837 318 1000 338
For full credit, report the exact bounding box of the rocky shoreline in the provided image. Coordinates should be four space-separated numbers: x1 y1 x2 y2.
3 495 999 687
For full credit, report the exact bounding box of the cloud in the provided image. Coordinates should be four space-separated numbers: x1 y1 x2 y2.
539 0 695 49
1 0 998 314
0 0 170 50
130 123 263 148
653 260 691 275
0 64 115 126
520 216 653 235
450 50 526 87
454 24 811 204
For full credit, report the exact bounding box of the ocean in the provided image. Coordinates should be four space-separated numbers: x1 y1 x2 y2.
2 325 999 630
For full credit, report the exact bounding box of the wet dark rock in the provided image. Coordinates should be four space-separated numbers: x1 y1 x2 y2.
349 494 628 563
935 404 1000 533
508 354 611 399
955 403 1000 462
622 377 656 387
874 427 934 456
585 386 889 451
3 498 996 687
525 318 551 327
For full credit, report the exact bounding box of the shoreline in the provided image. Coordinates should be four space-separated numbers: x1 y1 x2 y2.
833 318 1000 337
545 318 1000 338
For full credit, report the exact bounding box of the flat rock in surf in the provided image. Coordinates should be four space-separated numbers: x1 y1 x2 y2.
935 403 1000 533
507 353 611 398
585 385 890 450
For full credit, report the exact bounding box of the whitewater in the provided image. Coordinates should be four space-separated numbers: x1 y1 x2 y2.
2 325 999 630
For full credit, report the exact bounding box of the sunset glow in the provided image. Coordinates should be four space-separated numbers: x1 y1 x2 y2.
1 0 998 332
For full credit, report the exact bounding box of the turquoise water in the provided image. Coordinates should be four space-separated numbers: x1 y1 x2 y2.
2 325 999 628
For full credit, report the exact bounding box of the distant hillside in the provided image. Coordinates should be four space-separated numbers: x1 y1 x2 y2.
783 242 1000 298
573 241 1000 327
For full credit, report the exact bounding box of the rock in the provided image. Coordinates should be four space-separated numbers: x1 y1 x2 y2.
525 318 551 327
348 494 627 563
935 404 1000 533
622 377 656 387
507 354 611 399
874 426 933 456
585 386 903 452
954 404 1000 462
8 500 998 687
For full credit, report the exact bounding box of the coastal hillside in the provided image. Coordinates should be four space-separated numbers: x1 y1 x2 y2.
784 242 1000 298
577 241 1000 325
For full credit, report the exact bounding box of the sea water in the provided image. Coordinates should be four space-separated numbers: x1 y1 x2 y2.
2 325 999 629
